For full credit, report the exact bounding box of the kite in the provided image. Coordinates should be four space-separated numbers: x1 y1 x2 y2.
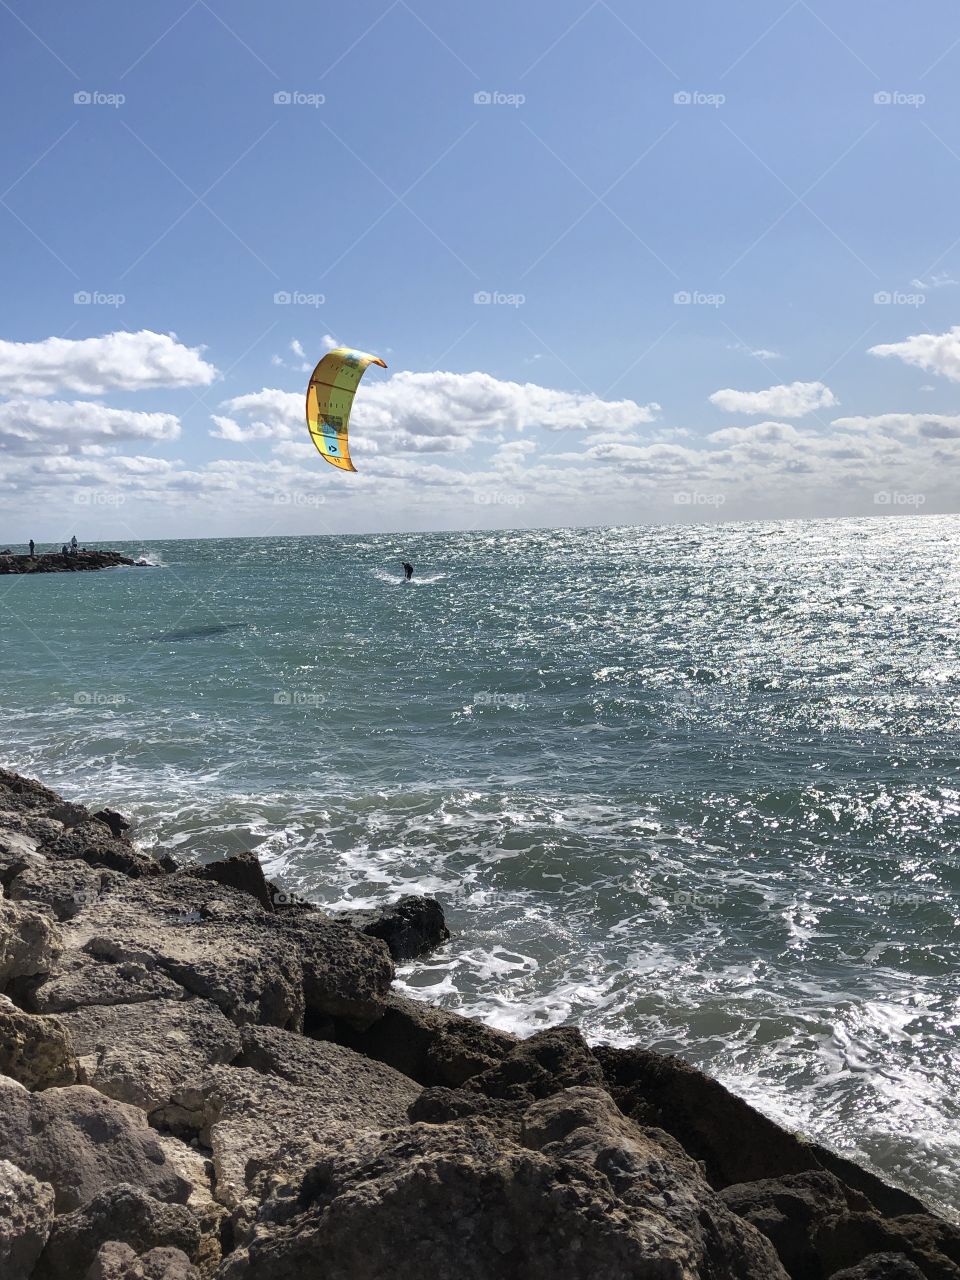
305 346 387 473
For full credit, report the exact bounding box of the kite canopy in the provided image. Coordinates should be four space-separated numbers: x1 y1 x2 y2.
305 346 387 473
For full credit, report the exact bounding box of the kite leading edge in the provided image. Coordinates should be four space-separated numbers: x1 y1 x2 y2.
305 346 387 473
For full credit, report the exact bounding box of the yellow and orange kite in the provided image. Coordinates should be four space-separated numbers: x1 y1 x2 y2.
305 346 387 473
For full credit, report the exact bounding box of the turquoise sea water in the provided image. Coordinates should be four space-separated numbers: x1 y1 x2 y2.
2 517 958 1216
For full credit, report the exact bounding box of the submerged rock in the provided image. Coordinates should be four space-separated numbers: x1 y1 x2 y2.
337 895 450 961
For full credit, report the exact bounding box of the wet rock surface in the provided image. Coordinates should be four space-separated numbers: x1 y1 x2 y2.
0 550 137 575
0 767 954 1279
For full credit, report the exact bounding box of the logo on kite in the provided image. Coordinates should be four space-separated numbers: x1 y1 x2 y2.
305 346 387 473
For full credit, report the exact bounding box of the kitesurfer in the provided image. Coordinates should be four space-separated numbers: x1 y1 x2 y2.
402 561 414 581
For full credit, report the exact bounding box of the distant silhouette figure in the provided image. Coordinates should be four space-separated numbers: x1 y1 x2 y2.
61 544 69 556
402 561 414 581
70 535 78 554
28 539 34 556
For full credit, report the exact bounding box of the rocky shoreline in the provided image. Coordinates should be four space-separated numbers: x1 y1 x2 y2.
0 767 955 1279
0 551 138 575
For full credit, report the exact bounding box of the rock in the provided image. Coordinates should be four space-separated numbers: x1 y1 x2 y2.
593 1044 928 1217
185 855 273 914
9 859 112 920
221 1087 787 1280
33 952 186 1014
0 998 78 1087
61 998 241 1132
0 1080 191 1211
465 1025 605 1102
85 1242 200 1280
201 1032 420 1208
0 550 137 575
337 895 450 961
814 1213 960 1280
333 992 516 1086
0 825 45 888
828 1256 928 1279
721 1169 867 1277
34 1184 201 1280
0 897 60 988
0 1159 55 1279
93 810 131 839
279 913 392 1030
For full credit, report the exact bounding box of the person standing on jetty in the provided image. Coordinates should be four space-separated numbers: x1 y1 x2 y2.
28 539 34 557
70 535 78 554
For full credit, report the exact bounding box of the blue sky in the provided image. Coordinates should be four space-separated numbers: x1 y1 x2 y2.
3 0 960 539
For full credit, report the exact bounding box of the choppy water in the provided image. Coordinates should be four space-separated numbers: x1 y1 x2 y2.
2 518 958 1216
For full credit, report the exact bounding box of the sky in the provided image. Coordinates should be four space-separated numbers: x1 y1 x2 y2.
2 0 960 541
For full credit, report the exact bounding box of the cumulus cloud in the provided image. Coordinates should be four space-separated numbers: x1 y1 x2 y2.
708 380 836 417
211 371 660 455
868 327 960 382
0 331 217 396
0 399 181 454
832 413 960 440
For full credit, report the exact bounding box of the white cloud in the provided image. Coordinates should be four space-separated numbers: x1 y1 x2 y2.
832 413 960 440
0 331 217 396
291 339 306 359
0 399 180 454
726 342 782 360
211 371 660 455
869 327 960 382
707 421 803 445
709 380 836 417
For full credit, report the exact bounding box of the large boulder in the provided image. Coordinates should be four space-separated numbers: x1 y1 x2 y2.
34 1184 202 1280
33 951 186 1014
465 1025 605 1102
9 859 112 921
61 998 241 1132
814 1213 960 1280
0 1159 55 1279
201 1030 421 1209
334 992 516 1086
184 855 273 914
0 1079 191 1211
337 895 450 961
0 996 77 1088
828 1257 928 1280
85 1242 199 1280
594 1044 928 1217
0 896 60 988
220 1087 787 1280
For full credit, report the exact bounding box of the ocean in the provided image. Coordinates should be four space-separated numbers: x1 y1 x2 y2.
2 517 958 1216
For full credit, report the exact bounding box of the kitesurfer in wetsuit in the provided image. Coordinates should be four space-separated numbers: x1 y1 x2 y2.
402 561 414 581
